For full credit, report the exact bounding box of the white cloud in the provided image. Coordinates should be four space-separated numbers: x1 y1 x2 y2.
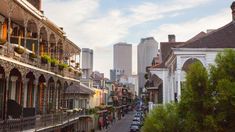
128 0 212 25
150 9 231 42
42 0 219 78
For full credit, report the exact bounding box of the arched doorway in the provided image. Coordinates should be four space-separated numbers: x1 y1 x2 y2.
48 77 55 113
56 80 62 110
39 27 48 56
57 39 63 61
63 81 68 108
0 66 5 119
36 75 46 114
26 20 38 52
49 34 56 59
9 68 23 105
182 58 203 72
25 72 36 108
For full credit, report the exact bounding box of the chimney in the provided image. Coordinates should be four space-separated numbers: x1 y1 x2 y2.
168 34 176 42
231 2 235 21
38 0 42 10
27 0 42 10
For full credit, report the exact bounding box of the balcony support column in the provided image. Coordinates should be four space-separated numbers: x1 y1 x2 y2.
34 80 38 108
4 75 9 120
6 0 16 53
7 17 11 53
37 30 40 56
55 42 58 59
23 78 30 107
23 19 28 49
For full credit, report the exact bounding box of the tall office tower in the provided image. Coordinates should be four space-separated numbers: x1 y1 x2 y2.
81 48 93 79
113 42 132 76
138 37 158 96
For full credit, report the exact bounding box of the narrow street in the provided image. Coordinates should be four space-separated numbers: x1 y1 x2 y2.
107 112 135 132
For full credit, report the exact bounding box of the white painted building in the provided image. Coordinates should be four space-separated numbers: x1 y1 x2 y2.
148 11 235 104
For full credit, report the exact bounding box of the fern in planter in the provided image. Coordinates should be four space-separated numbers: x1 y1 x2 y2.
50 58 59 67
14 47 24 54
41 54 51 64
58 63 68 71
0 39 6 45
29 53 37 60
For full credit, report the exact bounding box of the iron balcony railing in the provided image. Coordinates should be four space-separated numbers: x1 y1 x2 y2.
0 42 79 80
0 111 87 132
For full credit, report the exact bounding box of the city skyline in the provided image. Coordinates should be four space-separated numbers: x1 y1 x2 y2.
43 0 233 78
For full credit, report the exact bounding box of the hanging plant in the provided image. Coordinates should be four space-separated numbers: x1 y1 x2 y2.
41 54 51 64
0 39 6 45
77 72 82 77
29 53 37 60
14 47 24 54
71 60 75 63
58 63 68 71
65 57 69 60
68 67 72 72
50 58 59 67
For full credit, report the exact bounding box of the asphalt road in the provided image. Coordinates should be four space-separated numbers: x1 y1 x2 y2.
107 112 134 132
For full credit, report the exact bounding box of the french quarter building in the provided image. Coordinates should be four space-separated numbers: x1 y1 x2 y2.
0 0 93 131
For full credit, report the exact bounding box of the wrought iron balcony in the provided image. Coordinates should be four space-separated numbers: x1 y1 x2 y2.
0 40 80 80
0 111 88 131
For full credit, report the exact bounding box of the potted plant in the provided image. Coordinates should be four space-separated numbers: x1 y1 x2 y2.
58 63 68 71
75 63 80 68
0 39 6 45
68 67 72 72
41 54 51 64
29 53 37 60
50 58 59 67
14 47 24 54
77 72 82 77
71 60 75 63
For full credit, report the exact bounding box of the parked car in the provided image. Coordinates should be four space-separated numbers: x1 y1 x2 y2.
130 124 140 132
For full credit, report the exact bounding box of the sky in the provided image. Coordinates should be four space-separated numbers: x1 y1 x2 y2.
43 0 233 78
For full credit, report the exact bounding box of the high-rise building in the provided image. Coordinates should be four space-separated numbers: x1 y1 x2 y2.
110 69 125 82
138 37 158 95
113 42 132 76
81 48 93 79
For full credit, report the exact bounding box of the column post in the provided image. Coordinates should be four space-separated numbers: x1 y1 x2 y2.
10 76 18 100
34 80 38 108
23 20 27 49
4 75 9 120
23 78 29 107
177 69 181 101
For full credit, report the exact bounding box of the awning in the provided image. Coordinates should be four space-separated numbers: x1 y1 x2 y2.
65 83 95 95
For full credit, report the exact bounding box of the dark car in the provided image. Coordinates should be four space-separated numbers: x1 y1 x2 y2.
130 124 140 132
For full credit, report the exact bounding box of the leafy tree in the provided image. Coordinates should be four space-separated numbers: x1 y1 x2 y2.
209 49 235 131
142 103 179 132
179 61 218 132
142 49 235 132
